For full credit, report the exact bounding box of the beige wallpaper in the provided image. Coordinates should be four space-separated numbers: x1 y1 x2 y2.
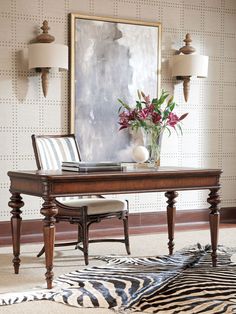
0 0 235 220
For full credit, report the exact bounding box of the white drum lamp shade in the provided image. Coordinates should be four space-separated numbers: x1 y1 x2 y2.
172 54 208 78
28 43 68 70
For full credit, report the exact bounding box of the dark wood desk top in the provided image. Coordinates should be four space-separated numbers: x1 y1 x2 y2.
8 166 222 177
8 166 222 197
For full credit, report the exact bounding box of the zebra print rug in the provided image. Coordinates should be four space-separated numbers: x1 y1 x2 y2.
1 244 236 313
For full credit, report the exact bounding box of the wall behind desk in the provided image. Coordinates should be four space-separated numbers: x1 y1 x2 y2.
0 0 235 221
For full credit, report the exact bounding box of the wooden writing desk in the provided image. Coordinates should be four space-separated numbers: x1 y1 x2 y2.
8 166 222 289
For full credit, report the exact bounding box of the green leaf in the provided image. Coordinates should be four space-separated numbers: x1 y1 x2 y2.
177 124 183 135
169 102 176 112
136 100 142 110
157 90 169 104
163 109 170 120
156 108 162 115
157 96 168 107
117 98 131 110
166 126 171 137
137 90 141 100
152 98 161 111
167 95 174 105
118 105 123 113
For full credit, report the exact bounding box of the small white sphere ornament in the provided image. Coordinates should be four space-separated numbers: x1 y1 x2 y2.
132 145 149 163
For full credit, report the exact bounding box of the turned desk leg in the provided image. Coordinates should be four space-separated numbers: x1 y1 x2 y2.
41 197 58 289
165 191 178 255
207 188 220 267
9 192 24 274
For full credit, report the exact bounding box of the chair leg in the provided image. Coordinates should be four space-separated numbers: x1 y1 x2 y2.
81 206 89 265
123 215 130 255
75 224 82 248
37 246 45 257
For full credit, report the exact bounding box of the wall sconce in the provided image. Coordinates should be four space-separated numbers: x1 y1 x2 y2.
28 21 68 97
172 33 208 102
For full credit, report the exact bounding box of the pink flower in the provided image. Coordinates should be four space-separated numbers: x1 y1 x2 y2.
138 108 149 120
152 112 162 124
141 91 151 105
167 112 180 127
128 110 137 120
119 111 128 121
143 95 151 104
118 109 139 130
118 112 130 130
147 103 155 113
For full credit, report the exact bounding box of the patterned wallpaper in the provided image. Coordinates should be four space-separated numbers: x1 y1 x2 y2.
0 0 235 220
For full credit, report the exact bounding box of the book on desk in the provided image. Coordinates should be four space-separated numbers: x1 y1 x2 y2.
61 161 123 172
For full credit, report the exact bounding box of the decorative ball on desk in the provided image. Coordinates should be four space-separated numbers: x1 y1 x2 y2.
132 145 149 163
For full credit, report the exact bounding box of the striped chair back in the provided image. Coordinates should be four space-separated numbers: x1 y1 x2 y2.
32 134 92 201
32 134 80 170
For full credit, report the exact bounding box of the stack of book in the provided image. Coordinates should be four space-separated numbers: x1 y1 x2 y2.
61 161 123 172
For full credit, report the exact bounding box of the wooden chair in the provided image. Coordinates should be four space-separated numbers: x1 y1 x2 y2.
32 134 130 265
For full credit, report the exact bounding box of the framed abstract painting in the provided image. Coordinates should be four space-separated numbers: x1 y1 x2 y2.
70 13 161 162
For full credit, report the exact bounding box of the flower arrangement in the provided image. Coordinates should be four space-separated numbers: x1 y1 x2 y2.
118 90 188 163
118 90 188 135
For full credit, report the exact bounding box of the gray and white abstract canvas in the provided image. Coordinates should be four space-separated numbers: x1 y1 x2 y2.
73 17 160 162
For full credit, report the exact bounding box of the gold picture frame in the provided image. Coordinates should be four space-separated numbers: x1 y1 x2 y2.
70 13 161 162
